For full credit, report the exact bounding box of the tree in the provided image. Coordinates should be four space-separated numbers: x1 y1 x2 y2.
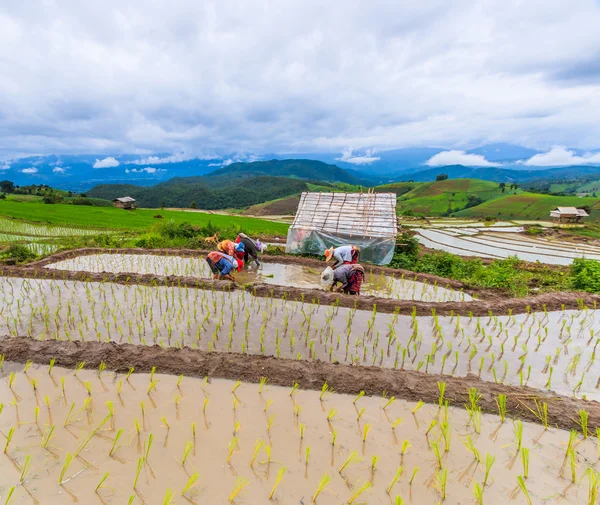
161 200 166 209
436 174 448 181
190 201 197 209
0 180 15 193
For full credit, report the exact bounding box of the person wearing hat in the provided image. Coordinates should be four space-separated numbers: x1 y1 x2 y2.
205 250 243 281
324 245 361 270
330 263 365 295
235 233 267 267
217 239 236 257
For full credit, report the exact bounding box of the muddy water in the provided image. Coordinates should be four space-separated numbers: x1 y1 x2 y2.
44 253 473 302
0 364 595 505
1 277 600 401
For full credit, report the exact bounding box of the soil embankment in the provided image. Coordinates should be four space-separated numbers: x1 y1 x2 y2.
1 335 597 433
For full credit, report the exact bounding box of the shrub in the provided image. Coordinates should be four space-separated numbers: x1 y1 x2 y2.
571 258 600 293
134 233 169 249
71 197 94 206
1 244 36 263
524 226 544 236
43 193 63 204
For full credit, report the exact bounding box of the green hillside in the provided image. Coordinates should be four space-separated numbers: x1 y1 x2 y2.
393 179 516 216
454 193 600 220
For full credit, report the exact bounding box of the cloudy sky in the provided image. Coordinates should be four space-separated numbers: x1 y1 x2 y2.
1 0 600 161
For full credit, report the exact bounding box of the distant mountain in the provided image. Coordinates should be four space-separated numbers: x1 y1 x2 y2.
88 174 334 209
395 165 600 184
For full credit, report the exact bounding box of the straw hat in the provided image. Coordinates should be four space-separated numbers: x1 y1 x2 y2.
324 246 334 262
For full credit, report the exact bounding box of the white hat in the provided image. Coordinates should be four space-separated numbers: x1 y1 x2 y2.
321 266 334 284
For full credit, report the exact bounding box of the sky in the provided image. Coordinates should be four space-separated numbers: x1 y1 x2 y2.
1 0 600 165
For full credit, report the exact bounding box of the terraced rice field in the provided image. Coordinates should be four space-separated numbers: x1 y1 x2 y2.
44 253 473 302
1 363 595 505
1 276 599 400
416 227 600 265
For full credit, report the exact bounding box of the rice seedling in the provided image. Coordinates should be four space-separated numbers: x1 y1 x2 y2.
521 448 530 479
438 382 446 407
436 467 448 500
579 410 589 438
514 420 523 452
109 428 124 456
95 472 110 493
411 401 424 414
250 440 264 467
182 472 200 496
348 482 372 504
463 436 481 462
569 448 577 483
409 467 418 485
496 394 507 422
59 452 73 484
353 390 365 404
163 489 174 505
586 468 598 505
229 477 250 503
516 475 533 505
312 474 332 503
362 424 372 443
269 467 286 500
483 454 495 486
133 457 144 489
339 451 361 474
3 427 14 454
19 454 31 484
473 482 484 505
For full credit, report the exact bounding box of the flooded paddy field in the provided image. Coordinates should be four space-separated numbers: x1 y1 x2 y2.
1 276 600 400
44 253 473 302
1 362 598 505
416 228 600 265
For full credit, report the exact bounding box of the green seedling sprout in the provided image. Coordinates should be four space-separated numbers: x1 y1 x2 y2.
59 452 73 484
339 451 361 474
514 420 523 452
133 457 144 489
95 472 109 493
227 437 239 463
383 396 396 410
387 466 404 494
306 446 311 466
229 477 250 503
42 425 55 449
290 382 300 396
203 398 209 413
327 409 337 422
436 468 448 500
269 467 286 500
3 487 15 505
483 454 495 486
569 448 577 483
163 489 174 505
463 436 481 462
586 468 598 505
319 382 331 400
145 433 154 461
496 394 507 423
48 358 55 374
521 448 530 479
4 427 14 454
232 380 242 393
426 419 438 436
348 482 371 504
579 410 589 438
312 474 332 503
354 390 365 404
438 382 446 407
161 416 170 429
19 455 31 484
110 428 124 456
126 367 135 382
250 440 264 467
516 475 532 505
362 424 372 442
473 482 484 505
409 467 418 485
182 472 200 496
411 401 424 414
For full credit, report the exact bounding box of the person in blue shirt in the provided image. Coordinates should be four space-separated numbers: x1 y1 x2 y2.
205 251 243 281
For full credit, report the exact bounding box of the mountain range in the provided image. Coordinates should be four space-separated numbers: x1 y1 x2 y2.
1 143 600 190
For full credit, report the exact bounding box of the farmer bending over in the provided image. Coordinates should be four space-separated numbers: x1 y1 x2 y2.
235 233 267 267
330 263 365 295
205 251 243 281
324 245 360 270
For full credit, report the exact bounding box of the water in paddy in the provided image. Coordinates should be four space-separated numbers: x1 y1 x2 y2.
1 276 599 400
0 363 593 505
45 253 473 302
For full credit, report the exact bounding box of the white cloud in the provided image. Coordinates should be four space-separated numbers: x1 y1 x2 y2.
52 166 66 173
93 157 120 168
521 146 600 166
0 161 9 171
129 153 194 165
125 167 166 174
425 150 500 167
1 1 600 156
336 149 381 165
21 167 38 174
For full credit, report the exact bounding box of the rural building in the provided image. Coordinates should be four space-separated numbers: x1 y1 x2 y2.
112 196 136 209
550 207 589 224
286 191 398 265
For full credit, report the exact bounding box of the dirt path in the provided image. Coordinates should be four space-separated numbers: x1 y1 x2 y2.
1 335 596 433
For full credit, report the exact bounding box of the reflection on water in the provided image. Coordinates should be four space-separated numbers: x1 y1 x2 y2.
46 253 472 302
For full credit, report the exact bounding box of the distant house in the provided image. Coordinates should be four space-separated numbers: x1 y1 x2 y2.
113 196 136 209
550 207 589 224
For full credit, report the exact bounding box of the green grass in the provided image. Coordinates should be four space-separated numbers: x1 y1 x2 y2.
0 200 290 236
394 179 514 216
455 193 600 220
